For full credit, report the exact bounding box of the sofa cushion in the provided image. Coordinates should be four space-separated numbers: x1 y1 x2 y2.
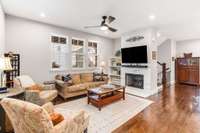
71 74 81 84
81 73 93 83
68 84 86 92
84 81 106 89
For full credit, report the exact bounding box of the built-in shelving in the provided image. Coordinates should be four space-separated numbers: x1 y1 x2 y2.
109 57 121 85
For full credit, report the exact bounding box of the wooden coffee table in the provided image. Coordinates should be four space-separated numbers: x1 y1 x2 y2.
87 84 125 111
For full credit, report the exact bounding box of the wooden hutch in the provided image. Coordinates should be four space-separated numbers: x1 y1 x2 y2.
176 57 200 85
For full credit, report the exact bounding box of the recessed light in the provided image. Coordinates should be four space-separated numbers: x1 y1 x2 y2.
157 32 161 37
149 14 156 20
40 12 46 18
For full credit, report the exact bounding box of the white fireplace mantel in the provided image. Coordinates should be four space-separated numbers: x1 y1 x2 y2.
121 28 158 97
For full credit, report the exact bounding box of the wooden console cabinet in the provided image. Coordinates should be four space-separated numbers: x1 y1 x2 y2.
176 57 200 85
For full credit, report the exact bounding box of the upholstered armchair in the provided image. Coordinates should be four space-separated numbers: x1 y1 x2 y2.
1 98 89 133
14 75 58 105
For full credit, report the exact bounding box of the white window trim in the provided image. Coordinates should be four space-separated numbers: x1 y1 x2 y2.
50 33 69 71
87 40 99 69
71 37 86 70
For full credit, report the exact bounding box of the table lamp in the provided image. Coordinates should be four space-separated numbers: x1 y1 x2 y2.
100 61 106 74
0 57 13 92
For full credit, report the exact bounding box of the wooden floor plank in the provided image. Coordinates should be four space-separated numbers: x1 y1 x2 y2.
113 84 200 133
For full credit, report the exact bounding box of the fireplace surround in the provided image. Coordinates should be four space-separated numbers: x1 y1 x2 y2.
125 73 144 89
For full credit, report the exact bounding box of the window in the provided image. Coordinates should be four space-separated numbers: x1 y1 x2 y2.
88 41 98 67
72 38 85 68
51 35 68 70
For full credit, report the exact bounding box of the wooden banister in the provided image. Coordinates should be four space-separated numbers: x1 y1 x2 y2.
157 61 169 87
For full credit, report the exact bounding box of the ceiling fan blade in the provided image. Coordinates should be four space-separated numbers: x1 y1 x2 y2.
108 27 118 32
108 16 116 24
84 25 101 29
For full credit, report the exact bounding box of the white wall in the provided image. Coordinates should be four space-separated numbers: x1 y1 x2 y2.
176 39 200 57
0 3 5 56
5 15 114 82
113 38 121 55
157 39 176 83
158 39 171 69
121 28 158 97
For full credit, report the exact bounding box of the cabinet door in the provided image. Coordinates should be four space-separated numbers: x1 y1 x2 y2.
178 68 189 82
189 69 199 84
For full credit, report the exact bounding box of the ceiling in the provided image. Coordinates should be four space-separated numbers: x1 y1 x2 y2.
1 0 200 41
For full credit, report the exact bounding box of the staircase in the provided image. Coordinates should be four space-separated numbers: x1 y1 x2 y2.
157 61 170 87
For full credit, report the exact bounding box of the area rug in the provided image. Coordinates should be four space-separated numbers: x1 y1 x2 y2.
55 94 153 133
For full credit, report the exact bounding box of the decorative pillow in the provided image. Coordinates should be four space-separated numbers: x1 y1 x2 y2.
93 73 103 81
62 74 72 82
81 73 93 83
26 84 42 92
71 74 81 84
50 112 64 126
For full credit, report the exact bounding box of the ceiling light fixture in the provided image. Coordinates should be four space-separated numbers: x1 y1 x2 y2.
149 14 156 20
157 32 161 37
40 12 46 18
100 26 108 31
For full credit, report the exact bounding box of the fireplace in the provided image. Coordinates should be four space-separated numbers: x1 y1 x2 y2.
125 73 144 89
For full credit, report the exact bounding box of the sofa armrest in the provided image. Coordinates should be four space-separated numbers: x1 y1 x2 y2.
42 102 54 114
55 80 71 88
51 119 78 133
73 110 89 132
102 75 109 83
39 84 55 90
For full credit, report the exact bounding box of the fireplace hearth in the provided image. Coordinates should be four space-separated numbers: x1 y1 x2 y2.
125 73 144 89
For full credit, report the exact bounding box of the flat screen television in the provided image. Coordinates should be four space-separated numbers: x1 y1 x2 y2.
121 46 148 63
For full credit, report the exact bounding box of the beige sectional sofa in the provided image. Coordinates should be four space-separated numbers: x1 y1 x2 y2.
55 73 108 99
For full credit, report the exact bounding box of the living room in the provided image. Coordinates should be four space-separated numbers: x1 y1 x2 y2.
1 0 200 133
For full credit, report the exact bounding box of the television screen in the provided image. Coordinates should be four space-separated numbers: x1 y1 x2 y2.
121 46 148 63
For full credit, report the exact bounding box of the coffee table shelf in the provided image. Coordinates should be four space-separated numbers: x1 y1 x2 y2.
87 85 125 111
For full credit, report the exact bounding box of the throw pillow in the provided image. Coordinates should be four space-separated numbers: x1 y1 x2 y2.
50 112 64 126
62 74 72 82
26 84 42 92
93 73 103 81
62 74 73 85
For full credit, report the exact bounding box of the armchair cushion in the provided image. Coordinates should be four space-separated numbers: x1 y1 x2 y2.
39 90 58 103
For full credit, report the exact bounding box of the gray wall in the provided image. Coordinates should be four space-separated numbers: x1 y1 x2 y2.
176 39 200 57
5 15 115 82
157 39 176 83
113 38 121 55
0 3 5 56
158 39 171 69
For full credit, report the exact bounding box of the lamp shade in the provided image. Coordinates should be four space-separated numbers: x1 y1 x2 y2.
0 57 13 71
100 61 106 67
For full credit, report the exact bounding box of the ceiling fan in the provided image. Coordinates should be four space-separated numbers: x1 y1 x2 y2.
84 16 118 32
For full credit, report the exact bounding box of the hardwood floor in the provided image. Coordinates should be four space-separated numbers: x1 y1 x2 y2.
113 84 200 133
